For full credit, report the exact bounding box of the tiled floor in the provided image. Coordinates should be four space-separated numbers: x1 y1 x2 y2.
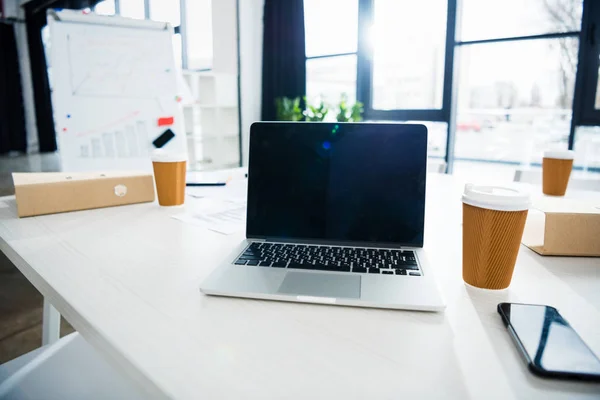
0 152 73 365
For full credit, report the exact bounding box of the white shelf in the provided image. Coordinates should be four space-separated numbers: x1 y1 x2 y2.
180 0 240 170
193 73 238 107
183 107 196 135
185 107 238 141
218 107 239 133
183 50 239 170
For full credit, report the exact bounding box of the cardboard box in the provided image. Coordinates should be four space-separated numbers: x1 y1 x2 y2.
13 172 155 217
522 197 600 257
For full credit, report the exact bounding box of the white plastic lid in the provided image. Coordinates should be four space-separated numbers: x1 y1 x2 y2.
544 150 574 160
462 184 530 211
150 150 187 163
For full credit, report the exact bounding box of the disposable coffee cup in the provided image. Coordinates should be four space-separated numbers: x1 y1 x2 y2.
462 184 530 290
151 151 187 206
543 150 574 196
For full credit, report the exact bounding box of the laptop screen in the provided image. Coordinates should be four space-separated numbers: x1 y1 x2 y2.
246 123 427 247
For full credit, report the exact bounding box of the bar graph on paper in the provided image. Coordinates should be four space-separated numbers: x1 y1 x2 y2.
77 120 150 159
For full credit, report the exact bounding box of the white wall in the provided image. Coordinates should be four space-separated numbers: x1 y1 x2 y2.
238 0 263 166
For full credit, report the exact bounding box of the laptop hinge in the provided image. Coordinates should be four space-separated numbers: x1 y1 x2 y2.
249 237 411 249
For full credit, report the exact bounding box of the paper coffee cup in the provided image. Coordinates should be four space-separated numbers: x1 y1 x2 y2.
462 184 530 290
151 151 187 206
543 150 574 196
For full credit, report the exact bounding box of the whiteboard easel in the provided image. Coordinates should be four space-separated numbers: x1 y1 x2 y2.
48 10 187 172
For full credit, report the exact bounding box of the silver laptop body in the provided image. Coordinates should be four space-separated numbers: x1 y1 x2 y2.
201 122 445 311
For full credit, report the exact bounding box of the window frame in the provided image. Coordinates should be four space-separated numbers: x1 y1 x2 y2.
342 0 587 172
573 0 600 127
304 0 360 105
305 51 359 110
94 0 205 71
356 0 457 125
453 31 582 168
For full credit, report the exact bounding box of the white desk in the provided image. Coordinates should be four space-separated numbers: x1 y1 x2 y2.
1 174 599 399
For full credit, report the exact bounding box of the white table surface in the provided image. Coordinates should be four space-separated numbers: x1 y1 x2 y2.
1 173 599 399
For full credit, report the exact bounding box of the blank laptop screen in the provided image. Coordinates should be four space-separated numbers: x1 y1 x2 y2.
246 123 427 247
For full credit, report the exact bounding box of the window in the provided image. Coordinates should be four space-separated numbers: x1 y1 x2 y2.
303 0 452 156
420 121 447 158
92 0 213 70
304 0 358 57
455 38 578 164
94 0 116 15
184 0 213 70
120 0 145 19
148 0 182 69
355 0 453 159
306 55 357 106
302 0 600 174
371 0 447 110
452 0 583 170
172 33 183 68
304 0 358 111
149 0 180 26
460 0 582 41
573 126 600 171
358 0 451 122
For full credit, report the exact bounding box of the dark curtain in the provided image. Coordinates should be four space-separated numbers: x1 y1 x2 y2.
0 22 27 154
261 0 306 121
24 5 55 152
23 0 99 153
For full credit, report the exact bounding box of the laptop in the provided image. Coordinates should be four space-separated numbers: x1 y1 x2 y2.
200 122 445 311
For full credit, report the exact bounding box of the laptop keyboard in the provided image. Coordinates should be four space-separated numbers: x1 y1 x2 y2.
234 243 421 276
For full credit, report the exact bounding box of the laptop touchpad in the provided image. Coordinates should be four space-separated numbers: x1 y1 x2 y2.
277 272 361 299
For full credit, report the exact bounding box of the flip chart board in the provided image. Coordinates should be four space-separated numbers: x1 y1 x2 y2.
48 10 187 172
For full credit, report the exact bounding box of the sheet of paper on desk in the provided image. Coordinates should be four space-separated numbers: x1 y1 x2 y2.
173 198 246 235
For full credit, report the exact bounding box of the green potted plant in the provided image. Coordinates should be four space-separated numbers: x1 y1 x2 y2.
275 94 364 123
303 98 329 121
275 97 304 121
336 93 364 122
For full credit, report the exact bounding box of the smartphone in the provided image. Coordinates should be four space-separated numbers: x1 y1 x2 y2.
498 302 600 382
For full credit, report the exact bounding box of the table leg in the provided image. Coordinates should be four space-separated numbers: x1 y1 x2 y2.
42 298 61 345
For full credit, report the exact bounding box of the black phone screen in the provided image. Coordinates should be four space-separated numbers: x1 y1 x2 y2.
498 303 600 378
